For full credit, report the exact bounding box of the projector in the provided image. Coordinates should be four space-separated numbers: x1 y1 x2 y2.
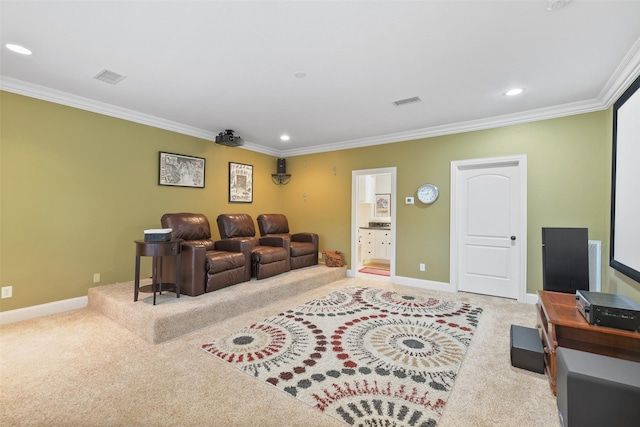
215 129 244 147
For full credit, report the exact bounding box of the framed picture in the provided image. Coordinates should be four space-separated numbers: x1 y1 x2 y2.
159 152 205 188
229 162 253 203
374 194 391 217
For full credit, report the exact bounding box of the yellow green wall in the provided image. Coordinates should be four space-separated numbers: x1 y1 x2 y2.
283 112 623 295
2 91 639 312
0 91 281 310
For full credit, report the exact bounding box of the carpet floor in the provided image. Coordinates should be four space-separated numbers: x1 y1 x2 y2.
88 265 346 343
202 287 483 426
0 277 560 427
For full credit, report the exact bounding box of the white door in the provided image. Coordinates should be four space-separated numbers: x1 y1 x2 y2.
451 156 527 300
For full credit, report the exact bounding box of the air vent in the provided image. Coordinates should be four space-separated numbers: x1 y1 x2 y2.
93 69 126 85
392 96 422 106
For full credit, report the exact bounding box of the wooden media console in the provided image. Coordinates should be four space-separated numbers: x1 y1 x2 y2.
536 290 640 394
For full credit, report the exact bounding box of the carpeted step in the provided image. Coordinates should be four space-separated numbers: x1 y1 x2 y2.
87 265 346 344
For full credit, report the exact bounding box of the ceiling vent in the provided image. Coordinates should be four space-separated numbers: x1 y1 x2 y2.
393 96 422 106
93 69 126 85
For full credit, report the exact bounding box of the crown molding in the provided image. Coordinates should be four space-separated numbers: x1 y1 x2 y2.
283 43 640 157
279 98 607 157
0 76 286 157
281 37 640 157
598 36 640 107
0 76 219 141
4 49 639 159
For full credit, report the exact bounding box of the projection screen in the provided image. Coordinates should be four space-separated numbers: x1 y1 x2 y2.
611 73 640 283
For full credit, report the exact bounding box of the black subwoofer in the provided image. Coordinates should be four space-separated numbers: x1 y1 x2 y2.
510 325 544 374
556 347 640 427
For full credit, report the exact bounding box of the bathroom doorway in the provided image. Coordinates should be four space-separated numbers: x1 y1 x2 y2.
351 167 396 280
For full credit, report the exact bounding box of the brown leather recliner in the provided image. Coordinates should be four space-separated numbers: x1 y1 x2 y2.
257 214 319 270
216 214 290 280
160 213 251 296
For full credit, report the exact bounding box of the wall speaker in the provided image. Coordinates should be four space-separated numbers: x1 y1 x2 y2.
277 158 286 174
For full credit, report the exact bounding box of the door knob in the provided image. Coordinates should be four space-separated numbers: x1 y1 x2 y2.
511 236 516 241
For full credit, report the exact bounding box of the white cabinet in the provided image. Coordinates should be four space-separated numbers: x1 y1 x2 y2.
361 229 376 260
376 229 391 260
359 175 376 203
360 228 391 261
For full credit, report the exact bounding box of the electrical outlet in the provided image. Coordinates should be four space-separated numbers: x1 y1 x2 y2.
93 273 101 283
419 263 426 272
1 286 13 299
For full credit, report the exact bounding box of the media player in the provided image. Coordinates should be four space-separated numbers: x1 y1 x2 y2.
576 290 640 332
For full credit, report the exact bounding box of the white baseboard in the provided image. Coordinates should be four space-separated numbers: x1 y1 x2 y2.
525 293 539 305
393 275 454 293
0 296 88 325
349 270 540 304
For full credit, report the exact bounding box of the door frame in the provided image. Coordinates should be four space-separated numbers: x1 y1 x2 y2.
450 155 528 302
351 167 397 279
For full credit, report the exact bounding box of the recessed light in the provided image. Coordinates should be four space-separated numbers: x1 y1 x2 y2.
505 88 524 96
280 134 291 142
5 44 32 55
546 0 570 11
294 71 307 79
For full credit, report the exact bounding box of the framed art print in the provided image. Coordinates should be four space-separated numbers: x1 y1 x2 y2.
229 162 253 203
374 194 391 217
159 152 205 188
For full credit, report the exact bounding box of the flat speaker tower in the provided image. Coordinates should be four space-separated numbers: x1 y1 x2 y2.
542 227 589 294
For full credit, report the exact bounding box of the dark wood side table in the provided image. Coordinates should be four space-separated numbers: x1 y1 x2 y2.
134 239 181 305
536 290 640 394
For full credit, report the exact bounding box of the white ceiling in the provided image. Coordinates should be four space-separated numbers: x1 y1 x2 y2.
2 1 640 156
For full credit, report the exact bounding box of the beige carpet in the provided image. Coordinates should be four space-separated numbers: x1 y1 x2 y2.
0 278 560 427
88 265 346 343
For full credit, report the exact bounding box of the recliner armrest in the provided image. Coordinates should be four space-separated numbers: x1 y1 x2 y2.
291 232 318 247
214 238 252 254
260 236 289 248
182 241 208 250
175 242 209 296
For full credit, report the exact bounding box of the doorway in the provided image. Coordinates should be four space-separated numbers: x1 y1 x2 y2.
450 155 527 301
351 167 397 280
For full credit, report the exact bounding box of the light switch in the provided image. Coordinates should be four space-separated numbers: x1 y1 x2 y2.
405 197 414 205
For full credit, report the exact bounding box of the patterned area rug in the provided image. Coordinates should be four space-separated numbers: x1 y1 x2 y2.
202 287 482 426
358 267 391 277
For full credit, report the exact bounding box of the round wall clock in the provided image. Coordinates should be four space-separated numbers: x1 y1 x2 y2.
417 183 439 204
